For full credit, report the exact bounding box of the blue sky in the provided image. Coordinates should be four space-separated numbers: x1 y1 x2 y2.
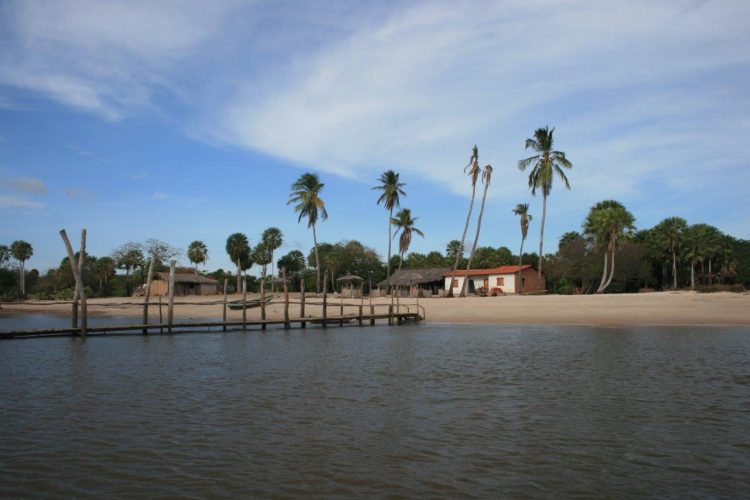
1 0 749 273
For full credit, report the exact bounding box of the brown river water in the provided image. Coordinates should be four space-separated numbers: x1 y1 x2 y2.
1 321 749 498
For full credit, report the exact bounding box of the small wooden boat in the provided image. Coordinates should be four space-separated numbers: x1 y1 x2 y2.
227 295 274 310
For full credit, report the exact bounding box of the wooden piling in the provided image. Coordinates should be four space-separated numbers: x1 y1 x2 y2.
222 279 228 332
242 274 247 331
142 258 155 334
158 296 163 334
370 304 375 326
282 267 290 329
358 305 363 326
260 272 266 331
167 260 176 333
71 248 84 329
300 279 306 329
322 274 328 328
59 229 87 336
388 304 393 325
339 296 343 327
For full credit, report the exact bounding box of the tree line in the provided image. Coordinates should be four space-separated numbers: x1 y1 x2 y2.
2 126 747 299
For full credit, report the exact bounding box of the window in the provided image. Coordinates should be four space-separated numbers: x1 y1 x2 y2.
496 277 504 286
452 279 459 288
521 278 526 287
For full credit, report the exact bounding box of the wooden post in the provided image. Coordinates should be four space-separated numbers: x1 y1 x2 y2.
59 229 87 336
222 279 228 332
322 274 328 328
282 267 290 329
358 305 363 326
388 304 393 325
339 295 343 327
71 247 84 329
242 273 247 331
158 296 163 334
260 271 266 331
300 279 306 329
142 257 155 334
370 304 375 326
167 260 176 333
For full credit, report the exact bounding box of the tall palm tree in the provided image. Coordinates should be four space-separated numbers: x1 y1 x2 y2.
447 145 480 297
518 126 573 285
683 224 722 289
10 240 33 297
288 173 328 293
226 233 250 292
373 170 406 295
583 200 635 293
187 240 208 270
262 227 283 291
391 208 425 305
460 164 493 297
653 217 688 289
512 203 533 294
445 240 463 265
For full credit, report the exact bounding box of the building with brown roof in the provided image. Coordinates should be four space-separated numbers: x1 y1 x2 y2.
443 265 544 294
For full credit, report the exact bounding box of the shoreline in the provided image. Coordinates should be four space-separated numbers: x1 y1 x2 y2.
1 291 748 327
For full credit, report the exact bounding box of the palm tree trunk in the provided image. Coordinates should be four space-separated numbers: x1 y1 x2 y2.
20 261 25 296
236 257 241 293
394 252 404 311
690 259 695 290
312 223 320 293
461 181 489 297
447 184 477 297
517 237 525 294
386 207 393 295
271 252 275 293
708 258 712 285
602 240 617 292
597 250 609 293
672 245 677 289
538 192 548 284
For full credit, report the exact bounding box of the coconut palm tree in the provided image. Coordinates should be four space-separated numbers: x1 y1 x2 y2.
653 217 688 289
518 126 573 285
373 170 406 295
391 208 425 305
447 145 480 297
94 256 116 296
512 203 533 294
226 233 250 292
261 227 283 291
445 240 463 265
683 224 723 289
583 200 635 293
253 240 273 291
460 164 493 297
10 240 33 297
288 173 328 293
187 240 208 270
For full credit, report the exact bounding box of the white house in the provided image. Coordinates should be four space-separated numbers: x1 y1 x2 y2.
443 265 543 295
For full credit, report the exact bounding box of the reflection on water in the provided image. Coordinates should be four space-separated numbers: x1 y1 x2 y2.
1 324 749 497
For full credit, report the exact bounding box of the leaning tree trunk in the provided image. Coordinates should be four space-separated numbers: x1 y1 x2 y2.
517 237 525 294
538 192 548 285
672 245 678 290
601 239 617 292
312 223 321 293
596 250 609 294
447 184 477 297
460 181 489 297
386 207 393 295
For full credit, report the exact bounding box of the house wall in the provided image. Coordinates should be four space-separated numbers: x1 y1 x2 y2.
443 271 545 294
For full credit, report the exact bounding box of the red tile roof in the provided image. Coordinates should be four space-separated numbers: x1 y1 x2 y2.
442 265 533 277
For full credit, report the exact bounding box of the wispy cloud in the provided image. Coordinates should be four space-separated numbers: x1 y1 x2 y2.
0 194 45 209
65 187 96 200
151 190 171 200
0 175 48 194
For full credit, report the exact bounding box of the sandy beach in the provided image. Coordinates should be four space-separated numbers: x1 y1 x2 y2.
1 291 748 327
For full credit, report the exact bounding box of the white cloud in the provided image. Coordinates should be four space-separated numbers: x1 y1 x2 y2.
151 190 171 200
0 194 45 209
0 175 48 194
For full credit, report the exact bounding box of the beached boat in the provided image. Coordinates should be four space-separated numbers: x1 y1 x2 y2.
227 295 274 310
